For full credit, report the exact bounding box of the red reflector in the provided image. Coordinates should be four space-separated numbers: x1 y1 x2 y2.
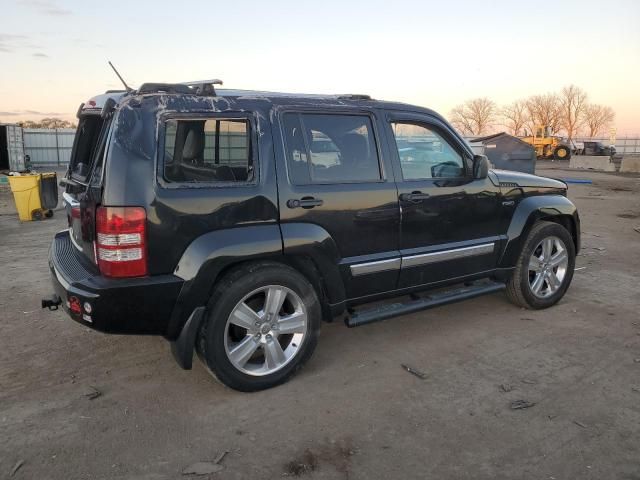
69 296 82 315
87 100 96 107
95 206 147 278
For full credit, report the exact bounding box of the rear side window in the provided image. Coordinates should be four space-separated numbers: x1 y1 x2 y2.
70 115 105 181
283 113 381 184
163 118 253 184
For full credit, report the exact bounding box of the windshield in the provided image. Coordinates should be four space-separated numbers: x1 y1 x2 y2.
69 114 105 181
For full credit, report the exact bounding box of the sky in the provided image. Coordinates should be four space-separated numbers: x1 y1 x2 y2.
1 0 639 135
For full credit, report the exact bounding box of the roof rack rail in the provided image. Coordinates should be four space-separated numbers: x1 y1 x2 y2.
136 79 224 96
179 79 223 96
137 83 193 95
337 94 372 101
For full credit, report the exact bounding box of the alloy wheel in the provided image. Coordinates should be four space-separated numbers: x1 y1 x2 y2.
528 236 569 298
223 285 308 376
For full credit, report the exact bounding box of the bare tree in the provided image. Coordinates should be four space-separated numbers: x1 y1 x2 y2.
40 117 75 129
18 120 41 128
558 85 588 141
449 98 496 136
500 100 528 136
524 94 561 135
583 104 615 138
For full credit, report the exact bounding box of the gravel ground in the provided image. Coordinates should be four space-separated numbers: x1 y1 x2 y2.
1 165 639 480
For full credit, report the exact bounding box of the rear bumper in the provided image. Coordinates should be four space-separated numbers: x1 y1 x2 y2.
48 230 183 335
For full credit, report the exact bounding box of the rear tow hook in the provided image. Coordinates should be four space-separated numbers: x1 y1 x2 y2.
42 295 62 311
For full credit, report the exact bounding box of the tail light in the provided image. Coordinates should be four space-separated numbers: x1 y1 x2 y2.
95 207 148 278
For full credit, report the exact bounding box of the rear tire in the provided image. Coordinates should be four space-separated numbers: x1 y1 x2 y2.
197 262 321 392
506 221 575 309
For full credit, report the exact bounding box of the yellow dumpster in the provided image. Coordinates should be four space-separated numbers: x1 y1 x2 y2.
8 173 58 221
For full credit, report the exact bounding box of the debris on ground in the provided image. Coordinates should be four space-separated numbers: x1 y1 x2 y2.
510 400 536 410
84 386 102 400
284 449 318 477
10 460 24 477
573 420 588 429
521 379 537 385
500 383 514 392
401 364 427 380
521 317 535 321
182 462 225 476
213 450 228 465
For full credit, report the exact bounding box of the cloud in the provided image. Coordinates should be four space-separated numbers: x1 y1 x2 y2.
0 34 28 53
32 52 49 58
0 110 64 116
20 0 72 15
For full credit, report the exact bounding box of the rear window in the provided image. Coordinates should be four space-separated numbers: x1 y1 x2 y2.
283 113 382 184
163 118 254 184
69 115 105 181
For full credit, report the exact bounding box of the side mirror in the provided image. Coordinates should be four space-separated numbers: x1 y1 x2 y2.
473 155 490 179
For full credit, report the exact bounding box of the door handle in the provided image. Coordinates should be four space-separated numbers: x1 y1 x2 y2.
399 191 430 202
287 197 324 209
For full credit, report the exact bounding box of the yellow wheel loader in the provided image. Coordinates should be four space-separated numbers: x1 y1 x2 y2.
520 126 572 160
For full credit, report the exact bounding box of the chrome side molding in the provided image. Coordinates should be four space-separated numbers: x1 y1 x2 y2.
350 243 495 276
350 258 401 277
402 243 495 268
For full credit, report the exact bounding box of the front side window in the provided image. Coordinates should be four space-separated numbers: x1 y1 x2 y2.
163 118 253 183
283 113 381 184
391 122 465 180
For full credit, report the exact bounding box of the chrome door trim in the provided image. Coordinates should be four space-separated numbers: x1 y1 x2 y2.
350 258 401 277
401 243 495 268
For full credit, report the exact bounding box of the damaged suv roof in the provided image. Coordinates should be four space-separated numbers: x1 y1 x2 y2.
81 86 443 120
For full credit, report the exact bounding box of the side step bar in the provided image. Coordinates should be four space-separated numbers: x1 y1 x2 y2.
345 280 506 328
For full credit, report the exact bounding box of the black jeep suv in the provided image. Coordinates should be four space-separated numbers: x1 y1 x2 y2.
45 82 580 391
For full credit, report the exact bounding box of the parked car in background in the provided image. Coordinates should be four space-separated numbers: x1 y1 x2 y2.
577 141 616 156
43 82 580 391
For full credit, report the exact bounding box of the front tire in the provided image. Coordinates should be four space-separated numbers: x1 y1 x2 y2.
554 146 571 160
506 221 575 309
197 262 321 392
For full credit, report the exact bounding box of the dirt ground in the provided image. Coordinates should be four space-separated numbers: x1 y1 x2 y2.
1 164 639 480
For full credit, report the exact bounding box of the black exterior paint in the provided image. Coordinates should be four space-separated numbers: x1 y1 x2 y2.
381 111 509 288
49 89 580 339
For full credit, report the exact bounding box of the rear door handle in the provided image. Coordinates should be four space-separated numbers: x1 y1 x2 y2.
287 197 324 209
399 191 430 202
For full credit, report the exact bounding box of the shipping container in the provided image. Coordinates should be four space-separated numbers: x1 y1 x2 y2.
0 124 26 171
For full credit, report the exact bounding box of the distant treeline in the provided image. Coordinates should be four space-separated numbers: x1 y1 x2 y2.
17 118 77 129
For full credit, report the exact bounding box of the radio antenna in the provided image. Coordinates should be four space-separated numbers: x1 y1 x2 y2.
108 61 133 92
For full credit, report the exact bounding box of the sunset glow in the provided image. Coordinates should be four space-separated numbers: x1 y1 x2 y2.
1 0 638 134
